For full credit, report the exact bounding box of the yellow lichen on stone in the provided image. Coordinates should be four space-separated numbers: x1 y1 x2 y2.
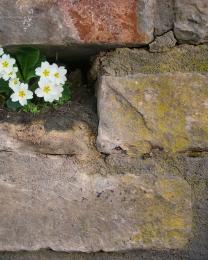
163 217 187 230
156 177 190 203
127 173 192 249
110 72 208 155
132 199 191 248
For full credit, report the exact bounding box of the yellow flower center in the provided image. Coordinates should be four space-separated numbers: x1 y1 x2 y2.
18 90 26 98
13 79 18 85
42 69 50 77
54 72 60 78
43 85 51 94
2 61 9 68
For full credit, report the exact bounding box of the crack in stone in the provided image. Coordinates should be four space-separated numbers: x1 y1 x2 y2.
107 83 154 133
0 149 12 153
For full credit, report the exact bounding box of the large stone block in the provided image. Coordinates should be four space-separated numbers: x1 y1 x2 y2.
0 0 155 47
0 151 207 259
97 73 208 155
174 0 208 44
0 117 192 252
0 120 96 160
90 45 208 81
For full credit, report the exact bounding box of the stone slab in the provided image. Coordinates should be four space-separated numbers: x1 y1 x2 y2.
0 0 154 47
0 152 207 259
0 118 192 252
0 120 96 160
97 73 208 155
90 45 208 82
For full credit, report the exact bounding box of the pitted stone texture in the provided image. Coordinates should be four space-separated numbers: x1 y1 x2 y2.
149 31 176 53
90 45 208 82
0 102 98 161
97 73 208 155
154 0 174 35
174 0 208 44
0 153 207 260
0 113 192 252
0 0 154 47
0 152 191 252
0 120 96 160
0 0 68 46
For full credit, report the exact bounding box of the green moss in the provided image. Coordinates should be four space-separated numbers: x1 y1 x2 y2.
105 45 208 75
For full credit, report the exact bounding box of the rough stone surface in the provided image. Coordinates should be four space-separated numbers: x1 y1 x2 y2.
154 0 174 36
149 31 176 53
0 0 154 47
174 0 208 44
0 152 207 259
97 73 208 155
0 108 207 258
0 120 96 160
1 0 208 50
0 111 192 252
90 45 208 81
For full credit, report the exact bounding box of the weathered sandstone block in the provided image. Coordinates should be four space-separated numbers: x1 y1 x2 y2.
0 116 192 252
90 45 208 81
97 73 208 155
0 120 96 160
174 0 208 44
0 0 154 47
1 0 208 50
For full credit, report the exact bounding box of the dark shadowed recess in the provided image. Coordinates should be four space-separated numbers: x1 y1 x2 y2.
0 247 206 260
4 44 118 66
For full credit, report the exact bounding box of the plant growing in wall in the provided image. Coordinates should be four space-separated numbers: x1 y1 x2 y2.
0 47 71 113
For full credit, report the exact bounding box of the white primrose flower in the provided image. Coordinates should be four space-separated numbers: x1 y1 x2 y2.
11 83 33 106
51 63 67 85
9 78 21 91
35 61 53 79
35 78 60 102
0 48 4 57
0 54 15 73
54 85 64 101
2 67 18 81
2 68 13 81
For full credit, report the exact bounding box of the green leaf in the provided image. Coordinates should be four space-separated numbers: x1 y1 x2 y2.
37 53 47 66
61 82 72 102
25 70 37 81
22 102 40 114
51 81 72 109
6 99 21 111
29 80 39 92
0 79 10 95
15 47 40 82
0 94 6 108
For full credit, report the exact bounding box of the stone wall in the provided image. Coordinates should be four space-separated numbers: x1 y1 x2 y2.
0 1 208 260
0 0 208 48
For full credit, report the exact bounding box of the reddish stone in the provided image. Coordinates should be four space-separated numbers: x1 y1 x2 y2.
0 0 154 47
58 0 152 44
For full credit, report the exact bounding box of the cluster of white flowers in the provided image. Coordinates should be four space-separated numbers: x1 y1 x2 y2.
0 48 17 81
0 48 67 107
0 48 33 106
35 61 67 103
